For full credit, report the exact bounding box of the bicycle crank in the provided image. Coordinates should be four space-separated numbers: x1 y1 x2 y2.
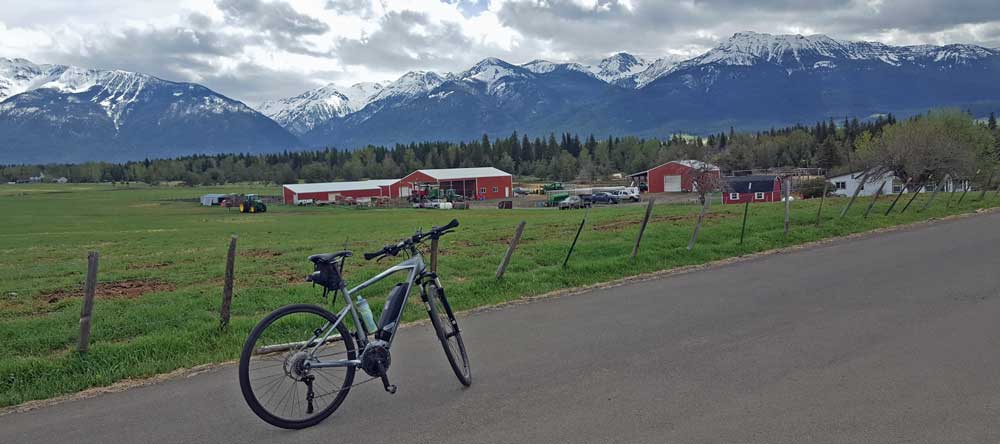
360 340 396 394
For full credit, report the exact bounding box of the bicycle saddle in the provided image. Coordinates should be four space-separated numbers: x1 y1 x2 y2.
308 251 352 263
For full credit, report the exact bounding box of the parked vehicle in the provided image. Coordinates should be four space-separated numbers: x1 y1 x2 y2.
296 199 315 206
584 192 619 204
544 192 570 207
558 195 590 210
610 189 640 202
513 187 530 196
542 182 564 191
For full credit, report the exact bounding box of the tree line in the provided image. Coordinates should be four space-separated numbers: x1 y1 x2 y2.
3 110 996 185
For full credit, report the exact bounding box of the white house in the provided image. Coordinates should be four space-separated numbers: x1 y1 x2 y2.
829 170 962 197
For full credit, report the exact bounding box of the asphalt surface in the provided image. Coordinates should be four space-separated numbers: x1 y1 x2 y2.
4 212 1000 443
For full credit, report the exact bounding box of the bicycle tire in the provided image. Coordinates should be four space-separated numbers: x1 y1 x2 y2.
239 304 356 429
423 281 471 386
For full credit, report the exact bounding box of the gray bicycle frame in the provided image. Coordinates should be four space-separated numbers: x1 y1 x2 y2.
304 252 428 370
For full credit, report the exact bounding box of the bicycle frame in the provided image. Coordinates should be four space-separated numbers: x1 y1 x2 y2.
304 252 429 370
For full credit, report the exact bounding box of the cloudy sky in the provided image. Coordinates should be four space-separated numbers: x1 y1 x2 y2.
3 0 999 104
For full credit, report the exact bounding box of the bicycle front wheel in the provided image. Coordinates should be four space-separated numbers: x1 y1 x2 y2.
424 281 471 386
238 304 356 429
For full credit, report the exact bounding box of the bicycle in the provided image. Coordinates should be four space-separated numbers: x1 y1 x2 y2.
238 219 471 429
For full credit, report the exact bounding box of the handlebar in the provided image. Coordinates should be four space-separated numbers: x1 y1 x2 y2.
363 219 459 261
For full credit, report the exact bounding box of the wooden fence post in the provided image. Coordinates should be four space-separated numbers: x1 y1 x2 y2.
687 195 711 251
631 198 656 259
977 172 994 201
884 177 911 215
841 170 870 218
901 177 928 214
783 178 791 236
563 207 590 268
816 180 829 226
77 251 99 354
220 235 237 329
739 200 750 244
919 174 949 212
957 169 980 205
863 181 887 219
496 221 526 279
430 236 439 273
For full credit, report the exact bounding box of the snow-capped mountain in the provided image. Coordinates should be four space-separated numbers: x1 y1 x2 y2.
591 52 650 85
5 32 1000 163
0 58 299 163
293 32 1000 149
257 82 384 136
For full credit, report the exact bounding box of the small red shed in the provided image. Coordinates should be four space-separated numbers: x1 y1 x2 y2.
283 179 399 204
628 160 721 193
393 167 513 200
722 175 783 204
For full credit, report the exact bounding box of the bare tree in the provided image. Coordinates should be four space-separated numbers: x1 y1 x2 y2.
687 162 723 250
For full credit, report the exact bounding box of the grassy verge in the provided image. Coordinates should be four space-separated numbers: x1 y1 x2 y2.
1 183 997 407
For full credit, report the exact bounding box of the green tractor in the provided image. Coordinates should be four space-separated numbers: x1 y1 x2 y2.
542 182 565 192
238 194 267 214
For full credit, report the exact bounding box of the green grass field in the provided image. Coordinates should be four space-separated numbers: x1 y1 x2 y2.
1 182 997 407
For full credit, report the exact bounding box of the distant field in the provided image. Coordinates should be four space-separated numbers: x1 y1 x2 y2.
1 183 997 407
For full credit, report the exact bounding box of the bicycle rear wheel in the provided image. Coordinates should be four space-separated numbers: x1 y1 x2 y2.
239 304 356 429
423 281 471 386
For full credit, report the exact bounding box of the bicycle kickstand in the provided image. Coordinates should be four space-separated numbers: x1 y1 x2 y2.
377 362 397 394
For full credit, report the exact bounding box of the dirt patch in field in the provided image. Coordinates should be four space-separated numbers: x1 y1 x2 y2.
39 280 176 303
278 270 308 284
593 212 732 232
125 261 171 270
240 249 283 259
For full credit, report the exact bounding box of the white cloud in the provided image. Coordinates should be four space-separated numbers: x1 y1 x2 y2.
2 0 999 104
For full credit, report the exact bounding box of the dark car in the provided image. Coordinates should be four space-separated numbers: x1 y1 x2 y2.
585 192 619 204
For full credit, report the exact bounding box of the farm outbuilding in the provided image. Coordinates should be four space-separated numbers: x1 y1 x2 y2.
826 170 945 197
200 194 227 206
282 179 399 205
628 160 721 193
723 175 783 204
392 167 513 200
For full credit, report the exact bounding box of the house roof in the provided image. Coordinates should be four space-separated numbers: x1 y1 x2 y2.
628 160 720 177
827 170 896 181
724 175 779 193
414 167 512 180
283 179 399 194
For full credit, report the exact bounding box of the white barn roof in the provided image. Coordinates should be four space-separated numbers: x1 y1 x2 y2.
628 160 720 176
284 179 398 194
415 167 512 180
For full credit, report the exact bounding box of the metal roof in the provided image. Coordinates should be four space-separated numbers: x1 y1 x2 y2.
724 175 778 193
628 160 720 176
415 167 512 180
283 179 399 194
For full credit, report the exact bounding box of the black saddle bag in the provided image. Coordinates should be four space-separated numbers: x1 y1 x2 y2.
308 260 343 290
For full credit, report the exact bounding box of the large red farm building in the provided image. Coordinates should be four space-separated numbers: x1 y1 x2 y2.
628 160 721 193
722 175 783 204
282 167 514 204
283 179 398 205
391 167 513 200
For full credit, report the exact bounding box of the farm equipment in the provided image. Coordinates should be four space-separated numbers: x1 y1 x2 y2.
233 194 267 213
542 182 565 192
544 192 570 207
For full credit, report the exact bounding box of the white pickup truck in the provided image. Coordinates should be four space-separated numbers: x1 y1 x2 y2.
610 187 641 202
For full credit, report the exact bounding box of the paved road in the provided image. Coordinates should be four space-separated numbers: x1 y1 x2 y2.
5 213 1000 443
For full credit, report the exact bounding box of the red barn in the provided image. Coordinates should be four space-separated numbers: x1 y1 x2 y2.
283 179 399 205
722 175 783 204
628 160 721 193
392 167 513 200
